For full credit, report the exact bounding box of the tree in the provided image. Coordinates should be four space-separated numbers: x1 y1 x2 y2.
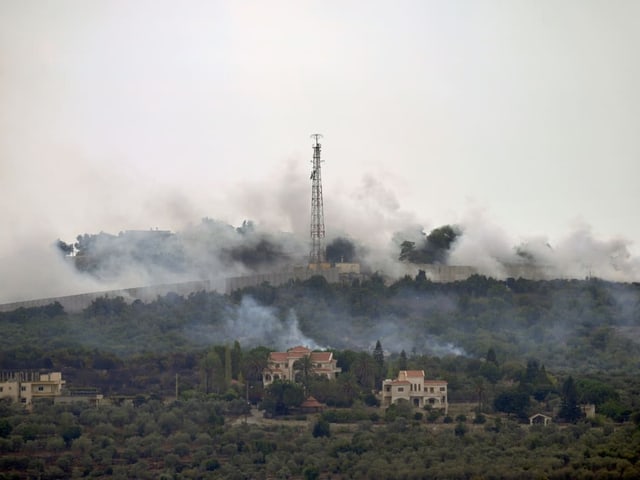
241 347 270 382
224 345 232 389
398 350 408 371
352 352 376 391
312 418 331 438
293 355 315 394
558 376 583 423
231 341 243 379
575 378 619 406
61 425 82 447
0 419 12 438
399 241 416 262
475 378 486 413
56 239 74 256
200 350 224 394
494 390 530 419
261 381 304 416
486 347 498 366
373 341 385 389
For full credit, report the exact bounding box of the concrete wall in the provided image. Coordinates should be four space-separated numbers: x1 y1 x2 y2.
0 280 211 314
225 267 342 293
0 261 553 314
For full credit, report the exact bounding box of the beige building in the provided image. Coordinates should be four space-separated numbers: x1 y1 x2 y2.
381 370 448 413
0 371 65 406
263 346 341 386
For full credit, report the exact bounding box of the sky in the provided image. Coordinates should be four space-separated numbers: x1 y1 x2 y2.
1 1 640 301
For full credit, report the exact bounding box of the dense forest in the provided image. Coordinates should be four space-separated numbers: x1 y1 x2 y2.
1 274 640 478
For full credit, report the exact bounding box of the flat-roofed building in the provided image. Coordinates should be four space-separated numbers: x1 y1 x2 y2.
0 371 65 406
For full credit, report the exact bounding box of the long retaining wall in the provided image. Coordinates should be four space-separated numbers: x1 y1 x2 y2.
0 262 553 314
0 280 210 314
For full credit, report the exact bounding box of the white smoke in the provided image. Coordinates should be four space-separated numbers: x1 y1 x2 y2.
184 296 322 351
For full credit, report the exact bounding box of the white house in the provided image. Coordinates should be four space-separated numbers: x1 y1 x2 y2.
263 346 341 386
381 370 448 413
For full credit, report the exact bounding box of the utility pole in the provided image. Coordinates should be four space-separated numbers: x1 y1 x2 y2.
309 134 326 265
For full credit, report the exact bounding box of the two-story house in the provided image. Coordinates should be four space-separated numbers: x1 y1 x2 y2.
381 370 448 413
262 346 341 386
0 371 65 406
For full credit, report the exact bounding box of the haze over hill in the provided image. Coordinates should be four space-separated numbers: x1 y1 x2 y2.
2 1 639 302
1 209 639 305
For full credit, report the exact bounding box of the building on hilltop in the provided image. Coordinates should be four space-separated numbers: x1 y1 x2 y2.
381 370 448 413
0 371 65 406
262 346 341 387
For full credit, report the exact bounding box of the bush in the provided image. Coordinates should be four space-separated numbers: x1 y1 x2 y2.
204 458 220 471
322 409 369 423
454 423 467 437
312 419 331 438
362 393 380 407
426 410 440 423
473 414 487 424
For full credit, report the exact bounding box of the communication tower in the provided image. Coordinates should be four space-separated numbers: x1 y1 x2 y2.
309 134 326 265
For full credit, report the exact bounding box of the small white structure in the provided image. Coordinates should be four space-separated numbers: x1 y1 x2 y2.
529 413 552 426
580 403 596 419
381 370 448 413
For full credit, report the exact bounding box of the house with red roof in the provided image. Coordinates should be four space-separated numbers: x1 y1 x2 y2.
381 370 448 413
262 346 341 387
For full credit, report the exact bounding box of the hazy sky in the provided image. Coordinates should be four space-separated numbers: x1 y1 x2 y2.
1 1 640 299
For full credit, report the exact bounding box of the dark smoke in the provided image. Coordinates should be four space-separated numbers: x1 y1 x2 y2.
398 225 461 264
326 237 357 263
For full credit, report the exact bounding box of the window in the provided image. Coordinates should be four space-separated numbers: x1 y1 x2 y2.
37 386 44 392
385 386 391 392
397 387 404 392
430 387 434 393
440 387 446 392
21 386 26 392
0 387 3 392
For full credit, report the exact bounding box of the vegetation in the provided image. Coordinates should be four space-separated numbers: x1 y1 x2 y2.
1 274 640 477
0 398 639 479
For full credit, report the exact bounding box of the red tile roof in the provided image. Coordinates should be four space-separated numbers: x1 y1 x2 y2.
301 396 325 408
288 346 311 354
269 352 288 362
310 352 332 362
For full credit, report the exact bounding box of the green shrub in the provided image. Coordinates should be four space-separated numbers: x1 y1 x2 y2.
473 414 486 424
312 419 331 438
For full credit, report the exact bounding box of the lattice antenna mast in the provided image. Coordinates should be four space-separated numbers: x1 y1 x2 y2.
309 134 326 264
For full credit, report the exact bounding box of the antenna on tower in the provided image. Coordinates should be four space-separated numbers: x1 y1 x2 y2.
309 134 326 266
